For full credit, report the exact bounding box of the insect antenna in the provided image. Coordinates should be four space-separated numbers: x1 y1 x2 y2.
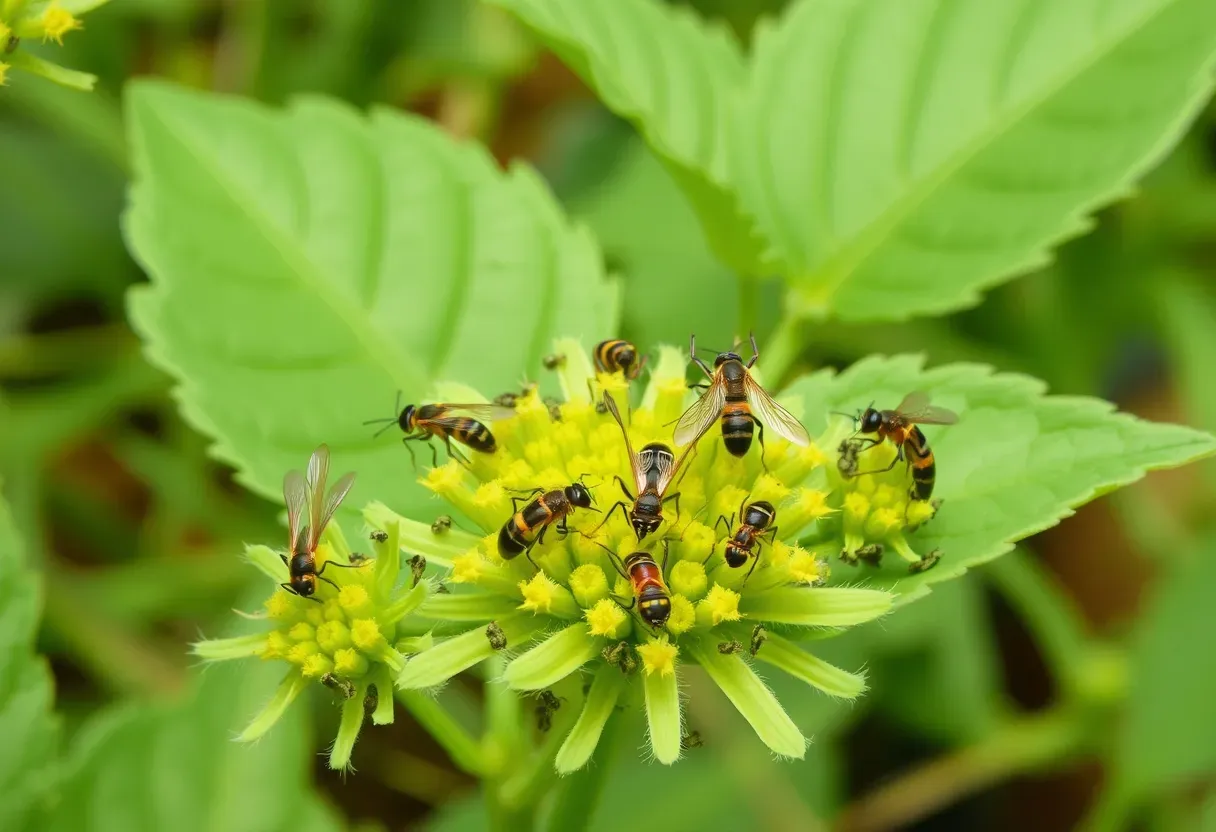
363 391 403 437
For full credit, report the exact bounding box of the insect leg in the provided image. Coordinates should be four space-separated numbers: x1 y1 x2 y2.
851 452 903 478
689 334 715 379
280 582 295 595
590 501 629 536
318 573 341 590
756 419 770 473
613 475 636 501
746 331 760 369
714 513 733 537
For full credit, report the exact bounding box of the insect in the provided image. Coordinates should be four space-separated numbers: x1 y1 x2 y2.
715 499 779 583
370 529 389 543
597 540 673 629
543 354 566 371
849 391 958 501
594 339 645 380
498 482 595 564
675 333 810 461
431 515 453 534
543 396 563 422
749 624 767 657
363 684 379 718
602 640 637 675
282 445 358 599
363 393 511 468
717 640 743 655
534 690 562 732
681 731 704 750
596 390 695 540
485 621 508 651
321 673 356 699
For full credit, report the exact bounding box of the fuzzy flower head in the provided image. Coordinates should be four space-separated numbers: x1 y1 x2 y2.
3 0 111 90
390 338 905 770
193 516 430 770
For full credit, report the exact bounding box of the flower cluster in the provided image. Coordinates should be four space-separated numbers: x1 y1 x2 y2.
1 0 107 90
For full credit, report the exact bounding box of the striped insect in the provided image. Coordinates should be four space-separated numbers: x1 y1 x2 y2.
282 444 358 599
849 391 958 501
714 499 778 584
594 339 646 380
364 393 511 468
675 333 809 462
593 539 673 629
497 482 596 566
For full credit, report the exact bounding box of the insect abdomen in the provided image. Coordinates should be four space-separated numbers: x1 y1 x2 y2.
720 400 754 457
906 426 936 500
452 418 497 453
289 551 315 578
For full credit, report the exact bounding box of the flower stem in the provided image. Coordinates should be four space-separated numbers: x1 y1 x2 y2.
545 716 618 832
395 689 486 777
484 654 537 831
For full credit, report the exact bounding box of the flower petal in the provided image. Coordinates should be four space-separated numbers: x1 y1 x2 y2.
741 586 892 627
383 579 431 625
687 638 806 759
503 623 599 691
244 544 286 584
642 659 683 765
236 671 307 742
363 501 477 567
192 632 268 662
398 614 540 689
419 590 521 622
368 666 395 726
328 693 365 770
754 634 867 699
555 666 627 774
552 336 597 403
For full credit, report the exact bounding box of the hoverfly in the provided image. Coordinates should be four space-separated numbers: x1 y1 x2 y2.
714 499 778 583
363 393 511 467
282 444 357 599
593 539 673 628
675 333 809 461
596 391 695 539
848 391 958 501
594 339 645 380
497 482 595 565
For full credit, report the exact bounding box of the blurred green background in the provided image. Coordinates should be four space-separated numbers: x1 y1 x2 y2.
3 1 1216 829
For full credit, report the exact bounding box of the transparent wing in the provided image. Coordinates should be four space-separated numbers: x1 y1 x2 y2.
602 391 644 493
283 470 308 551
896 391 959 426
305 445 331 549
429 403 515 421
744 375 810 446
316 472 357 542
672 377 725 447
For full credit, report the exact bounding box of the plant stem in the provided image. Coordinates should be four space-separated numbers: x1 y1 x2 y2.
544 716 617 832
837 707 1088 832
761 311 804 386
484 655 537 831
395 689 486 777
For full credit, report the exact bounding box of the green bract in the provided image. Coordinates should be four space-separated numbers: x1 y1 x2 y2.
0 0 111 90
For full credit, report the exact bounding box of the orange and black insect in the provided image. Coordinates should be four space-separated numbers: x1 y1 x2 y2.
282 445 357 600
594 339 645 380
849 392 958 501
675 333 809 461
364 393 510 467
595 540 673 628
714 499 778 583
596 391 695 540
498 482 596 565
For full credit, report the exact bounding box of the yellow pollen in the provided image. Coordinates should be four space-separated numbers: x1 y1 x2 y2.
906 500 937 527
265 591 296 620
795 488 833 519
301 654 334 678
40 2 82 45
315 620 352 653
665 595 696 635
669 559 708 600
473 480 508 510
287 641 321 665
350 618 383 650
700 584 742 625
333 648 369 676
801 442 828 468
751 474 792 504
261 630 291 660
421 461 465 495
637 637 679 677
451 552 486 583
288 622 315 642
867 507 902 536
585 599 627 636
338 584 370 612
790 550 828 584
844 492 871 521
518 573 560 614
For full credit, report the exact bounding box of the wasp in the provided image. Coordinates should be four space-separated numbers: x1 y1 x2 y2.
594 339 645 380
364 393 511 467
498 482 595 564
282 445 358 599
596 391 695 540
848 391 958 501
676 333 810 461
595 539 673 628
714 499 778 583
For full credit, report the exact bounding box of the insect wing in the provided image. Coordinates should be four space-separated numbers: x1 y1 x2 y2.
895 391 958 426
305 445 331 547
743 375 810 446
426 403 514 422
316 472 357 542
284 470 308 551
602 392 646 493
672 374 725 447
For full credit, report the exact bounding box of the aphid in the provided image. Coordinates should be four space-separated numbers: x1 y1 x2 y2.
363 684 379 718
849 391 958 502
717 640 743 655
370 529 389 543
543 396 563 422
675 333 810 462
593 339 645 380
431 515 453 534
749 624 767 657
836 437 864 479
349 551 371 566
715 500 779 583
680 731 704 750
598 541 673 629
596 391 695 540
534 690 562 732
493 391 521 408
408 554 427 587
282 445 358 599
543 354 566 371
485 621 508 651
321 673 356 699
601 640 637 675
363 393 511 467
497 482 595 565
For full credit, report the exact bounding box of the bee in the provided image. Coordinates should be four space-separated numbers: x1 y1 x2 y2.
594 339 645 380
849 391 958 501
597 540 673 628
714 499 778 583
363 393 511 468
596 391 695 540
497 482 595 564
282 445 358 599
675 333 810 461
543 354 566 371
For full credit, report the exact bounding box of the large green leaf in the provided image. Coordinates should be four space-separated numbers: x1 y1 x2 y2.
787 355 1216 601
45 658 340 832
735 0 1216 320
487 0 770 275
124 81 617 516
0 488 58 830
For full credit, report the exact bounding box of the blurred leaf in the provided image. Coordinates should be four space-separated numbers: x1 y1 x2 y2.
488 0 770 275
1158 275 1216 486
0 487 59 830
788 354 1216 601
124 80 618 518
1115 539 1216 804
735 0 1216 321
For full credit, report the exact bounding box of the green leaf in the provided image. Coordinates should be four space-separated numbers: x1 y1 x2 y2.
1115 539 1216 803
0 489 58 830
123 80 618 519
736 0 1216 320
45 652 339 832
487 0 769 275
788 354 1216 601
